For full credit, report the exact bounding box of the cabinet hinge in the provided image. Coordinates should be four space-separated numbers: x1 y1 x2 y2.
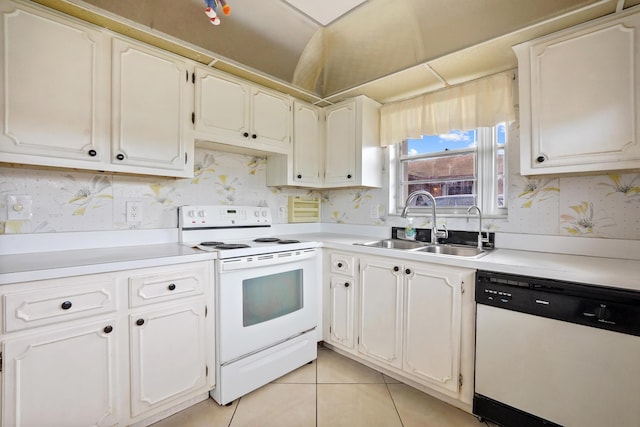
459 373 463 387
192 112 195 124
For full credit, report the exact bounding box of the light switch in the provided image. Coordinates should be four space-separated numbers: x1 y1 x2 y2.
7 195 33 220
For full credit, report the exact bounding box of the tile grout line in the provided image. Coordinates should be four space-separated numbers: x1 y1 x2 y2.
385 381 405 427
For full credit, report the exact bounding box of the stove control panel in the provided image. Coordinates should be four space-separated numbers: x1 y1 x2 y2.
179 205 272 227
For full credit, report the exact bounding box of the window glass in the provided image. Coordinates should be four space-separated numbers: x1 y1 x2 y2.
396 123 508 215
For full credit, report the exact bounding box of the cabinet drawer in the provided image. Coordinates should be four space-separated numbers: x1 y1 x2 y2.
129 263 207 307
330 253 356 276
3 278 118 333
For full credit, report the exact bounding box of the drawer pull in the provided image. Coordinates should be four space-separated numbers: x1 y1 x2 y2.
136 319 145 326
61 301 72 310
168 283 176 291
405 269 411 275
337 262 343 268
344 282 350 288
103 325 113 334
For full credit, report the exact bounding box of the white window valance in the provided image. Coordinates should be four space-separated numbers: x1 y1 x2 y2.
379 71 516 146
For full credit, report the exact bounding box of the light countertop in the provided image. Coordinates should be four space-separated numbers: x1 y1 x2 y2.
1 231 639 292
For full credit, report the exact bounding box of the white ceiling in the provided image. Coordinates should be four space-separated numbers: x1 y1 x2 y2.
35 0 640 104
283 0 368 26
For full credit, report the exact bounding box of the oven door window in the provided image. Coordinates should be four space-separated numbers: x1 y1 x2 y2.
242 269 304 327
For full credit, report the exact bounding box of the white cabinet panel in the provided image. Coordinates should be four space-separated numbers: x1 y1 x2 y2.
2 319 119 427
358 257 403 368
0 1 110 166
515 10 640 175
129 299 207 417
328 276 355 349
404 264 470 395
112 38 193 176
194 67 291 155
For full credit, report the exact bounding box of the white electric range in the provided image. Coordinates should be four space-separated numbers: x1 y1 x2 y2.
178 205 319 405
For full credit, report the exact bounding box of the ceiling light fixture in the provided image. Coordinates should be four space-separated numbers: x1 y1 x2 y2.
283 0 368 26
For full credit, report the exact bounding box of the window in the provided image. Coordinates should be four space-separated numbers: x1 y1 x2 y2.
393 122 508 216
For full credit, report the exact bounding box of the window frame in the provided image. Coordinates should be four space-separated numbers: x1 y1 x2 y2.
391 123 508 218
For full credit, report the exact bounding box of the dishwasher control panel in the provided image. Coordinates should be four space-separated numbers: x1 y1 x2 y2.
476 270 640 337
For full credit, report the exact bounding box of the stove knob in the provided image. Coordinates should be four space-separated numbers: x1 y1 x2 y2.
254 210 261 217
188 210 195 218
261 210 268 217
198 210 206 218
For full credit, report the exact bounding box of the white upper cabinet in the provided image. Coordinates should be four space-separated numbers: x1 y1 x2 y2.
194 67 292 155
111 38 194 176
515 10 640 175
0 0 194 178
0 0 110 166
324 96 382 188
266 100 324 187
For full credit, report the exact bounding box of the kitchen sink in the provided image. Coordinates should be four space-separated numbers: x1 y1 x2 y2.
411 244 486 258
355 239 487 258
355 239 428 250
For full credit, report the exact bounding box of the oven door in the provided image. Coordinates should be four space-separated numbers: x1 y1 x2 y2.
217 248 317 364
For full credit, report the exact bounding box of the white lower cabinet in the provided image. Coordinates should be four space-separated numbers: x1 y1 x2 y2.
2 319 120 427
326 250 475 405
129 299 207 417
0 261 214 427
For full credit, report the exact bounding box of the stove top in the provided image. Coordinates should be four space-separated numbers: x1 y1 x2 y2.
178 205 316 258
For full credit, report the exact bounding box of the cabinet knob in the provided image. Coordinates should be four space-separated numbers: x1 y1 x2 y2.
168 283 176 291
252 134 257 139
103 325 113 334
347 174 352 179
243 132 249 138
344 282 350 288
405 268 411 275
61 301 72 310
136 319 145 326
297 174 302 179
536 155 546 163
393 266 399 272
116 153 125 161
88 149 97 157
337 262 343 268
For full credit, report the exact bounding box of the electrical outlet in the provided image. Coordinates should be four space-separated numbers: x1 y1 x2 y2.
126 201 143 224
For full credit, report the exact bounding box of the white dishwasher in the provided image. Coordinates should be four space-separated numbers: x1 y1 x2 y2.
474 270 640 427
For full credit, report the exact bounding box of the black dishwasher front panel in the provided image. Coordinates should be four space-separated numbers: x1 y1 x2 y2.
476 270 640 337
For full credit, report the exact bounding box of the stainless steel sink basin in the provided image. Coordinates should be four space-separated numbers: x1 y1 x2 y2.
411 244 486 258
355 239 428 250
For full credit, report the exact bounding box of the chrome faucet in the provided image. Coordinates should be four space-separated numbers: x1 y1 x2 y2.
467 205 489 249
401 190 447 244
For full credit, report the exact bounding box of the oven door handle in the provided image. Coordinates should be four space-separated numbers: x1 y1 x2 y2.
219 249 317 272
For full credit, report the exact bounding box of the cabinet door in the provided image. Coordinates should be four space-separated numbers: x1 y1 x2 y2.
293 101 323 185
324 101 356 187
194 67 250 142
251 88 291 152
0 1 109 167
517 11 640 175
112 38 193 177
129 299 207 417
358 257 403 368
2 319 119 427
403 264 469 395
328 276 355 350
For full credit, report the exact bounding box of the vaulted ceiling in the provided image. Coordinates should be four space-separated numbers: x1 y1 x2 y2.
34 0 640 104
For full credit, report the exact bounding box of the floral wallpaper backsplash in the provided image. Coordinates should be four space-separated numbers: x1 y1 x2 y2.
1 123 639 240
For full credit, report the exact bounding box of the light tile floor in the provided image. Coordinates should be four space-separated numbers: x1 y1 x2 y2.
153 346 493 427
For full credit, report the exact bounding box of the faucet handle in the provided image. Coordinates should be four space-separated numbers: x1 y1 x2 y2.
435 224 448 240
